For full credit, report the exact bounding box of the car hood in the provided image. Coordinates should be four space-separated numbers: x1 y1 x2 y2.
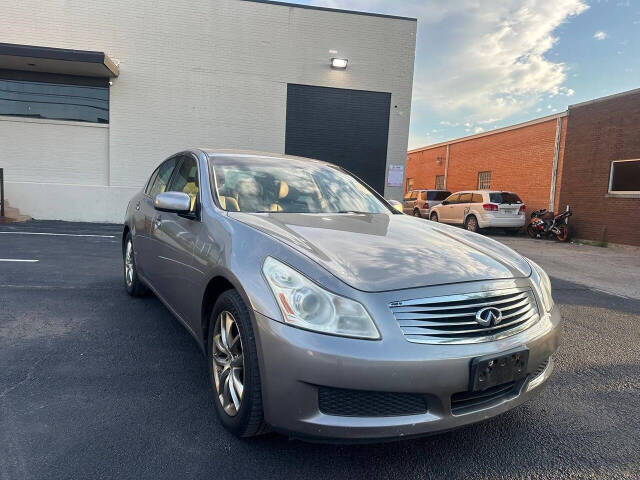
228 212 531 292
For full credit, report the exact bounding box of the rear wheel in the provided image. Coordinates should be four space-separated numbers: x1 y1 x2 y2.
465 215 480 233
413 209 422 218
526 224 538 239
430 212 438 222
555 224 571 242
208 290 266 437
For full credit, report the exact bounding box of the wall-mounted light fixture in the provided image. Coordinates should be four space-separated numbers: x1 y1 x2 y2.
331 58 348 69
436 156 443 165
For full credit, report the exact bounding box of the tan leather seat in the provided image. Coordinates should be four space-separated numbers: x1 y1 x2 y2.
219 196 240 212
269 181 289 212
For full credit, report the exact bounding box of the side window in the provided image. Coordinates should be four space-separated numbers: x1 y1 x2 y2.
419 192 427 201
145 168 159 195
444 193 459 204
409 191 418 200
149 157 178 197
471 193 483 203
167 156 199 212
458 193 472 204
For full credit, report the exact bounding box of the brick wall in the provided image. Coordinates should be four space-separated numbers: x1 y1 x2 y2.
406 115 566 216
558 90 640 246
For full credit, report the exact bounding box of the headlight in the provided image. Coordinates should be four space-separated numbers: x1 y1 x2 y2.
526 258 554 312
262 257 380 339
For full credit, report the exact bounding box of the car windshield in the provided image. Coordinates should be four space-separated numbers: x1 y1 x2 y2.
427 191 450 201
211 155 390 214
489 192 522 204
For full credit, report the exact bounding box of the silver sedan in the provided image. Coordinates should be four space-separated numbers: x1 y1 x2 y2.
123 149 561 441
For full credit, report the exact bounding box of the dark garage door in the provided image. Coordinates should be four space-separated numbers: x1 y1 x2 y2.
285 84 391 194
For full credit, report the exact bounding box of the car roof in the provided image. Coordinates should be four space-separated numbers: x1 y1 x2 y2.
198 148 333 166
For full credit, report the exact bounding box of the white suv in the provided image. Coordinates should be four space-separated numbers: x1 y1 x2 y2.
429 190 526 233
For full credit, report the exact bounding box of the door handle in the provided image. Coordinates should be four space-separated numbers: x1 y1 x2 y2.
152 215 162 230
136 201 141 211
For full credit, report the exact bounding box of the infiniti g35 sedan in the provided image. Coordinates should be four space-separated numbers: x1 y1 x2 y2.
122 149 560 441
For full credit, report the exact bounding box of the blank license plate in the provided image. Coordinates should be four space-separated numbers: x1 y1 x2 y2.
470 348 529 391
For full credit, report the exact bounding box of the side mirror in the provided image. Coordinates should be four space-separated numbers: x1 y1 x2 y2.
441 200 449 205
154 192 191 213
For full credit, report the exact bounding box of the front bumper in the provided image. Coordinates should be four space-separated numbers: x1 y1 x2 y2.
253 303 561 441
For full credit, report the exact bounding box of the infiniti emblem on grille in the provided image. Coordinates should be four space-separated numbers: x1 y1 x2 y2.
475 307 503 327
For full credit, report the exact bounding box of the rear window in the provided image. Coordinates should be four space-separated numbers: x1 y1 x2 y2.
427 190 451 201
489 192 522 204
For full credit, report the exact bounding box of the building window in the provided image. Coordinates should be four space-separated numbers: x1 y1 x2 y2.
405 177 414 193
477 171 492 190
609 159 640 194
435 175 445 190
0 70 109 124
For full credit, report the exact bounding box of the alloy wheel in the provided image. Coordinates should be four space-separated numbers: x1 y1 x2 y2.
124 240 134 287
212 310 245 416
466 216 478 232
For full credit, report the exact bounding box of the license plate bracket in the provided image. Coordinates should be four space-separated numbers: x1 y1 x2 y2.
470 348 529 391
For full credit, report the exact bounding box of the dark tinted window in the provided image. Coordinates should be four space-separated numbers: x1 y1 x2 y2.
427 190 451 201
489 192 522 204
471 193 484 203
458 193 473 204
149 158 178 197
0 70 108 123
610 160 640 192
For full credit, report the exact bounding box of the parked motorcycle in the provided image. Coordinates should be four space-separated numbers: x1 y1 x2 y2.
527 208 572 242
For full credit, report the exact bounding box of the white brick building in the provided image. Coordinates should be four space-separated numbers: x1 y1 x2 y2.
0 0 416 222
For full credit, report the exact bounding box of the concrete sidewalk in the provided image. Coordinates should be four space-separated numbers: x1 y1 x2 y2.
490 234 640 300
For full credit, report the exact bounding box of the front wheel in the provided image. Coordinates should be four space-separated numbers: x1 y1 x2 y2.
123 232 148 297
430 212 438 222
555 224 571 242
526 224 539 239
208 290 266 437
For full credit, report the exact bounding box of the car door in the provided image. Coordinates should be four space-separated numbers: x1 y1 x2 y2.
135 156 180 277
148 154 204 323
455 193 473 224
439 193 459 223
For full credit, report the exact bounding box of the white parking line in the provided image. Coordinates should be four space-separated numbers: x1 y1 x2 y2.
0 231 115 238
0 259 39 262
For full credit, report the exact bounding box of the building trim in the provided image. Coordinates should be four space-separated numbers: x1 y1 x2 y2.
569 87 640 109
242 0 417 21
0 42 119 77
548 117 563 211
409 111 568 153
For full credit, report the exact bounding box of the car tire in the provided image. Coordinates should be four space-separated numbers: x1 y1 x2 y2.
413 209 422 218
123 232 148 297
430 212 438 222
207 289 267 438
465 215 480 233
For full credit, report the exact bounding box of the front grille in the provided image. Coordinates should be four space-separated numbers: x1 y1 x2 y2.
389 287 539 345
451 381 519 415
318 386 428 417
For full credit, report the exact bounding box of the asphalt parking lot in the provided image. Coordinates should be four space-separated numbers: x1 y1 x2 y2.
1 221 639 480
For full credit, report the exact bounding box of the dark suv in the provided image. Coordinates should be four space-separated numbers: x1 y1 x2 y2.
403 189 451 218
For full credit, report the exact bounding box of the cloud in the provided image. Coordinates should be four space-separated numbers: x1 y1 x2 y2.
594 31 608 40
474 126 485 133
316 0 587 128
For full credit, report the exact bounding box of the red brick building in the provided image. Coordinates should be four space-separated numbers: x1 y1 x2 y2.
406 88 640 246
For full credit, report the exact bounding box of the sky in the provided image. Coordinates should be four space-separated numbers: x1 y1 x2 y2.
288 0 640 149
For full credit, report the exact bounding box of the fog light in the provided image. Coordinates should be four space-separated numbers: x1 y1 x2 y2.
331 58 348 69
